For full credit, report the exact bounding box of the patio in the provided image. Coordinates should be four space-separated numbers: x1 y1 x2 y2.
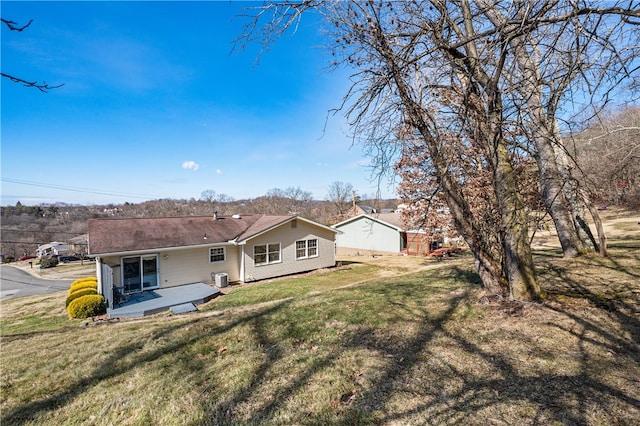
107 282 220 319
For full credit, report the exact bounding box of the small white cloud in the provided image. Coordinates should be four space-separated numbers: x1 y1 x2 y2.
182 160 200 172
216 169 223 175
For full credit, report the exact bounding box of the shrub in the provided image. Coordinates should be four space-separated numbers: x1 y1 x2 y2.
65 288 98 307
70 276 97 287
69 278 98 294
67 294 106 319
68 277 98 294
40 257 58 269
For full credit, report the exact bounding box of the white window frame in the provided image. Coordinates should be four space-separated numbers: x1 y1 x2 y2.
254 242 281 266
296 238 319 260
209 246 226 263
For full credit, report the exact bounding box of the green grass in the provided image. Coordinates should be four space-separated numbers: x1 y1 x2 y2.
0 294 74 335
209 261 384 310
1 247 639 425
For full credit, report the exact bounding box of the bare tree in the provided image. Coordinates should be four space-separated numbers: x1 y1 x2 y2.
237 1 639 301
326 181 353 218
573 106 640 208
282 186 314 214
476 1 639 257
1 18 64 92
200 189 234 215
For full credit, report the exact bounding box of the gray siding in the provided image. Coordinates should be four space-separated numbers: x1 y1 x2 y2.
335 217 402 253
242 220 336 282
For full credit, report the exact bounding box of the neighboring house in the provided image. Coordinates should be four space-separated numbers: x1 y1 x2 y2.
332 212 443 256
333 213 408 256
347 204 396 217
68 234 89 256
36 242 70 258
88 214 337 304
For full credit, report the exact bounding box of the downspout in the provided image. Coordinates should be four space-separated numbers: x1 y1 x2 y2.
239 243 245 282
96 257 103 295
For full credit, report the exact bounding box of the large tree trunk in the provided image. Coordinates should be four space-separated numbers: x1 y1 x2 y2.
478 0 588 259
582 191 608 256
551 121 597 251
473 251 508 297
532 128 587 257
494 142 543 301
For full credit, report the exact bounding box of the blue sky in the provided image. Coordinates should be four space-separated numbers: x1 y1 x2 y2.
1 1 397 206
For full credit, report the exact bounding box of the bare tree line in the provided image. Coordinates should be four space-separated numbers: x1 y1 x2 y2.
0 182 395 259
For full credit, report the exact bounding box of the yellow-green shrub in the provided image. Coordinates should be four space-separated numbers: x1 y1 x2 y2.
67 294 106 319
70 276 97 286
69 277 97 294
65 288 98 307
68 281 97 295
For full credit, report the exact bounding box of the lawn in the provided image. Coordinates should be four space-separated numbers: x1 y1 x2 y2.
1 242 639 425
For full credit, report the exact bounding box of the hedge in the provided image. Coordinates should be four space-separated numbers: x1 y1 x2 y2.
67 294 106 319
65 288 98 307
40 257 58 269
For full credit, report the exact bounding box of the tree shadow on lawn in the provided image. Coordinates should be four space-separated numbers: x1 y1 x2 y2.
4 252 639 425
337 263 640 424
1 300 293 425
198 260 640 424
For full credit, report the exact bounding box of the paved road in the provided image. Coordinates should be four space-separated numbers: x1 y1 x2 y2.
0 265 72 300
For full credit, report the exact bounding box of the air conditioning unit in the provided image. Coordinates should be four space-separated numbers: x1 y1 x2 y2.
214 272 228 288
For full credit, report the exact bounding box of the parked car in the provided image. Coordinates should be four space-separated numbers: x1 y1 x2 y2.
18 255 37 261
57 255 80 263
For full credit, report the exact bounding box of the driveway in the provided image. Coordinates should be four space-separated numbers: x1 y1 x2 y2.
0 265 72 300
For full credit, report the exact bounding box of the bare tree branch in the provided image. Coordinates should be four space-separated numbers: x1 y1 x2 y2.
2 17 64 92
1 18 33 32
1 72 65 92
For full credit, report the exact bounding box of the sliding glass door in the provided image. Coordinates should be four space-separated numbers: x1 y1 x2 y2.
122 255 158 293
142 255 158 289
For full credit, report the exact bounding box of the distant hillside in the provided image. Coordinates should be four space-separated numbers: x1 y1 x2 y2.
0 197 397 259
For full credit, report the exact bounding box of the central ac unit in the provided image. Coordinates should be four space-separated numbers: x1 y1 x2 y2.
214 272 228 288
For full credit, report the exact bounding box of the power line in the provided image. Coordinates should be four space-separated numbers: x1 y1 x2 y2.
0 229 85 235
1 177 166 199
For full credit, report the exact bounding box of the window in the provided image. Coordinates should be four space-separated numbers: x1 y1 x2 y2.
296 239 318 259
209 247 226 263
254 243 280 266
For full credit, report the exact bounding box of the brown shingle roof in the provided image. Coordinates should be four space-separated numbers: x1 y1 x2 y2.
88 214 284 255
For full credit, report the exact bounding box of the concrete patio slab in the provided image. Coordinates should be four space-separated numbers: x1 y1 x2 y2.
107 282 219 319
170 303 198 315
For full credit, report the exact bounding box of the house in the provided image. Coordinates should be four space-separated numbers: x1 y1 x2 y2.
36 242 70 258
332 212 443 256
88 214 337 307
67 234 89 256
333 213 408 255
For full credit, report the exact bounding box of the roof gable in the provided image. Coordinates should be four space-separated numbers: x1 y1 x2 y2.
236 215 338 243
332 213 405 232
235 215 294 242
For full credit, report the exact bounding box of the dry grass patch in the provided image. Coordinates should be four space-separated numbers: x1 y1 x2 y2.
1 244 639 425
